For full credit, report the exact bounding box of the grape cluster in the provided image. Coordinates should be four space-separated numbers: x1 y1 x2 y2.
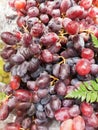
0 0 98 130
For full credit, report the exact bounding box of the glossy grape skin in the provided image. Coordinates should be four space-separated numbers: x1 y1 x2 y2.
65 21 80 35
44 103 54 118
26 0 37 10
14 89 33 102
81 48 94 60
60 0 72 13
14 0 26 10
1 32 20 45
0 103 9 120
55 80 66 96
60 119 73 130
55 107 70 121
21 117 32 129
76 59 91 76
66 5 84 19
1 47 16 60
72 116 85 130
40 32 59 46
27 6 39 17
30 22 44 37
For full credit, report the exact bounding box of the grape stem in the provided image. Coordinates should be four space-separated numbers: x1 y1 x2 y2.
50 75 59 86
22 25 29 33
59 56 66 64
80 29 94 34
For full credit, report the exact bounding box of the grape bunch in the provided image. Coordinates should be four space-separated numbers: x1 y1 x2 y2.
0 0 98 130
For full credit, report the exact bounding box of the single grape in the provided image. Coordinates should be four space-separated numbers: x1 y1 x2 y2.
21 117 32 129
27 6 39 17
55 80 66 96
30 22 44 37
0 103 9 120
1 32 20 45
80 102 94 117
60 119 73 130
76 59 91 76
72 115 85 130
55 107 70 121
66 5 84 19
14 89 33 102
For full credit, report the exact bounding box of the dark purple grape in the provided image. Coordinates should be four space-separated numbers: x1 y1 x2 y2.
16 102 31 111
48 17 62 32
26 17 39 29
14 89 33 102
32 91 40 103
39 3 47 13
37 125 48 130
27 81 38 91
55 80 66 96
40 94 51 105
1 32 20 45
26 0 37 10
69 105 80 117
18 46 32 60
73 35 85 51
22 117 32 129
53 63 60 78
51 9 60 17
30 66 45 79
1 47 16 59
10 53 25 64
27 103 35 116
41 49 53 63
37 89 48 99
27 6 39 17
40 32 59 46
0 103 9 120
28 58 40 72
48 42 61 54
50 97 61 111
16 61 29 77
59 63 70 80
30 22 44 37
34 118 48 126
36 72 50 89
7 96 18 111
29 43 41 55
40 14 49 24
90 64 98 75
62 99 73 107
21 33 32 47
36 111 46 120
44 103 54 118
36 103 44 112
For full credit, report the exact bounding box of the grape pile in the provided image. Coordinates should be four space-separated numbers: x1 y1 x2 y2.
0 0 98 130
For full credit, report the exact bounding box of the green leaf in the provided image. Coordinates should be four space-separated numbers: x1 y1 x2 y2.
86 92 91 102
91 34 98 48
0 92 6 102
90 92 97 103
65 78 98 103
91 80 98 91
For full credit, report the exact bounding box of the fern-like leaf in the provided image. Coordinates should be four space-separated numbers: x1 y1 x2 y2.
91 34 98 48
65 79 98 103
